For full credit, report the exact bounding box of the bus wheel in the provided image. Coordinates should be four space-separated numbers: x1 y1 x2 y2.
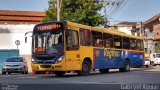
78 60 91 76
119 60 130 72
99 69 109 73
54 71 65 77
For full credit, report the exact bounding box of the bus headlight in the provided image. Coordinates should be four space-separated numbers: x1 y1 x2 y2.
55 56 64 64
32 58 37 64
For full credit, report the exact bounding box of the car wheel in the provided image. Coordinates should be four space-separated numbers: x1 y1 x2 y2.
21 67 28 74
24 68 28 74
21 70 26 74
25 70 28 74
8 72 11 74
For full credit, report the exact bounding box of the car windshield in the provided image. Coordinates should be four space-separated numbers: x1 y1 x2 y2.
32 30 64 54
6 58 23 62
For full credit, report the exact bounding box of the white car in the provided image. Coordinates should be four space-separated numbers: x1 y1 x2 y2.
143 58 150 67
2 56 28 74
150 53 160 66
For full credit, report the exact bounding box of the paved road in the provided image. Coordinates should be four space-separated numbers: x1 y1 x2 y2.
0 66 160 90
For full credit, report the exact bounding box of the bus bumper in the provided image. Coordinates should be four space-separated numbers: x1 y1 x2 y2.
31 63 65 72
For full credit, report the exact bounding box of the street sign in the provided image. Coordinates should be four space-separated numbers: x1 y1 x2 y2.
15 40 20 45
15 40 20 49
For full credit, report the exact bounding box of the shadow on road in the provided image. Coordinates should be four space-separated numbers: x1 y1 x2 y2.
38 66 159 78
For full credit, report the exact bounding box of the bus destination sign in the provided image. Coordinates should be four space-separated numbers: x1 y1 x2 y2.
36 24 62 31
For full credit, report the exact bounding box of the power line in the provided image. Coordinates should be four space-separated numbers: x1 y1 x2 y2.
106 0 131 25
108 0 129 17
106 0 123 14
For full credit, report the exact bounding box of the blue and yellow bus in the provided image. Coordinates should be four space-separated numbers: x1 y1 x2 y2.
28 21 144 76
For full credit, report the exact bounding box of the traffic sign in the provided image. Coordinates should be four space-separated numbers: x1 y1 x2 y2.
15 40 20 49
15 40 20 45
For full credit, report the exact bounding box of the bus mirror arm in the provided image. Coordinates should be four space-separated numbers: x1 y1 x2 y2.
25 36 27 43
24 31 33 43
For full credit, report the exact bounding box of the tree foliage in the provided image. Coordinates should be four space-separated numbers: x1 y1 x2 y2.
43 0 104 26
155 41 160 53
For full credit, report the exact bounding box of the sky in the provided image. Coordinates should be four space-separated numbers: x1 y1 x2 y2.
108 0 160 23
0 0 48 11
0 0 160 25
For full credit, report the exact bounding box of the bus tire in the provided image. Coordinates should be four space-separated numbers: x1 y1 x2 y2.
78 60 91 76
99 69 109 73
119 60 130 72
54 71 65 77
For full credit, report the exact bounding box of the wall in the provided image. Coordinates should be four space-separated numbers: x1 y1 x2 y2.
0 24 35 55
117 26 132 35
153 24 160 40
144 28 154 53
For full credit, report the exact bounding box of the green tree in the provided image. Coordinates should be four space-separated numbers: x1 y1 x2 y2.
155 41 160 53
43 0 104 26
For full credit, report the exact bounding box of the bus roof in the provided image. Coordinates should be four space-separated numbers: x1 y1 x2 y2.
67 21 144 40
33 21 144 40
67 21 91 30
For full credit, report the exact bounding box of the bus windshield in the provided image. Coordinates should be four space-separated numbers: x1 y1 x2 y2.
32 30 64 54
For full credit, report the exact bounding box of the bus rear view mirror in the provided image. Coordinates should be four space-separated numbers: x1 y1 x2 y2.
24 31 33 43
25 37 27 43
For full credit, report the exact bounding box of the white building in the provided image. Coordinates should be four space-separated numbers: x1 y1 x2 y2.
0 24 35 55
113 22 143 36
0 10 45 55
0 10 45 72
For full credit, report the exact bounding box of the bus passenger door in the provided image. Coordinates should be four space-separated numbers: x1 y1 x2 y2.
65 28 81 71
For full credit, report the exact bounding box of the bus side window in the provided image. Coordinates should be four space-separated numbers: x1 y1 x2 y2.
130 39 137 50
103 33 113 48
123 37 130 49
80 29 91 46
137 40 144 51
66 29 79 50
91 31 103 47
113 35 122 49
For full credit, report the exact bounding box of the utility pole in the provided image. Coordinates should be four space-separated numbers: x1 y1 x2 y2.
104 0 107 27
57 0 60 21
